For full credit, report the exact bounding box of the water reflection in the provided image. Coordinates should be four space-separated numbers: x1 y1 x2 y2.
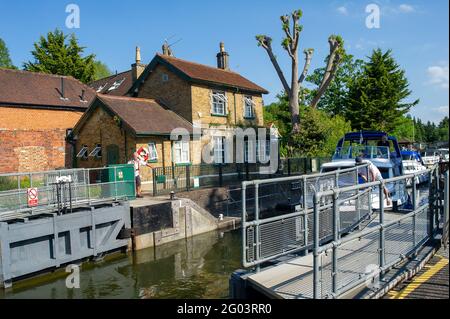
0 227 242 299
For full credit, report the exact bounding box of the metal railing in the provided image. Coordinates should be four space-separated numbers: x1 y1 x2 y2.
241 163 372 268
311 165 442 299
152 157 330 196
0 166 136 221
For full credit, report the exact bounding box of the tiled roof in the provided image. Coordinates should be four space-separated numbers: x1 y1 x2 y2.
135 54 268 94
96 95 193 135
0 68 95 110
88 70 133 96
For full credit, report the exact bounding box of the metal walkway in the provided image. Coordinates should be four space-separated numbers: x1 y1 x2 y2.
232 165 448 299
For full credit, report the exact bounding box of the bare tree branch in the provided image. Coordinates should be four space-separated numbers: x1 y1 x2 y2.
310 50 342 109
256 35 291 95
299 48 314 84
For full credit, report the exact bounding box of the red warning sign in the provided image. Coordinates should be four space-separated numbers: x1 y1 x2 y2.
27 188 38 207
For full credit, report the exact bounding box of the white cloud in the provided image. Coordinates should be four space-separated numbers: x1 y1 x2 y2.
398 4 415 13
337 6 348 15
434 106 449 116
427 63 449 89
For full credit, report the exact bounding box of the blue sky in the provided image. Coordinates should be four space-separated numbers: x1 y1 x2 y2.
0 0 448 123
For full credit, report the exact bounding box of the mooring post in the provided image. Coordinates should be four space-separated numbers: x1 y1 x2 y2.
313 193 320 299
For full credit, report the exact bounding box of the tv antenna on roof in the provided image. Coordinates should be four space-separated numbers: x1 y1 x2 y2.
162 35 182 56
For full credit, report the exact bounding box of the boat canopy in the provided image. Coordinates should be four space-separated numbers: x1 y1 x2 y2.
336 131 402 159
401 150 422 162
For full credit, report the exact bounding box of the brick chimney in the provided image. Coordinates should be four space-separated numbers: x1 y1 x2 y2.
216 42 229 70
131 46 146 82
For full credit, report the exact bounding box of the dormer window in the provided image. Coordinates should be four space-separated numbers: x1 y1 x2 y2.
244 96 255 119
211 91 227 116
96 83 108 92
108 79 125 91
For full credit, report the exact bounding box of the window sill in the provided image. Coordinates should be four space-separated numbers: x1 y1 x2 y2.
174 162 191 167
243 116 256 120
210 113 228 118
148 159 158 163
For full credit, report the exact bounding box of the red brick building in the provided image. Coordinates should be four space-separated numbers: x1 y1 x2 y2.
0 69 95 173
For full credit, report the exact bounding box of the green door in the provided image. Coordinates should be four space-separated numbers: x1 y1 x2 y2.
106 144 120 165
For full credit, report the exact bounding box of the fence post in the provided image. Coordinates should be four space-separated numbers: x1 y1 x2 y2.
429 170 435 236
435 167 440 231
186 164 191 191
412 177 417 249
379 181 385 271
255 183 260 272
242 184 247 267
313 193 320 299
287 158 291 176
332 190 339 296
219 164 223 187
152 168 157 197
444 171 449 249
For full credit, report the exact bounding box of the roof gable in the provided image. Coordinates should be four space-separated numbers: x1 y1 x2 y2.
129 54 269 95
74 95 193 137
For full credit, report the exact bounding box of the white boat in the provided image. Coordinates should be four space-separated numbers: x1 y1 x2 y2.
401 150 429 186
421 150 440 167
321 131 408 210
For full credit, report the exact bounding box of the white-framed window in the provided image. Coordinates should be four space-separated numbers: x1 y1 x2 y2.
211 91 227 116
148 143 158 161
108 79 125 91
213 136 226 164
244 96 255 118
257 140 271 162
173 140 190 164
76 145 88 159
244 139 256 163
89 144 102 158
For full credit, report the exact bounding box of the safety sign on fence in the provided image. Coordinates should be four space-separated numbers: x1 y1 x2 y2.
27 188 38 207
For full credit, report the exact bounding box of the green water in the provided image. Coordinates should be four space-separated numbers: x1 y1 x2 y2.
0 227 242 299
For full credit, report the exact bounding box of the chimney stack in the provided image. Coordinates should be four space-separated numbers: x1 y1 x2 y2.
132 46 146 82
216 42 229 70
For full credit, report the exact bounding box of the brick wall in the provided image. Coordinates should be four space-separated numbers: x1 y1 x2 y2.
0 129 70 173
137 64 193 122
0 107 83 173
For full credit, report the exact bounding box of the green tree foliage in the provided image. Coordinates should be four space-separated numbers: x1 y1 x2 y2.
306 53 363 116
391 115 414 141
93 60 112 81
345 49 419 132
23 29 95 83
0 38 16 69
264 94 351 157
438 117 449 142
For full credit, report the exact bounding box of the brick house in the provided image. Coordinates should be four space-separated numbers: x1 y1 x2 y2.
0 69 95 173
71 94 193 182
89 43 270 165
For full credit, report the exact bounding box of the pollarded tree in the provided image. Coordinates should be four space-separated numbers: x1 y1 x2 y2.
24 29 95 83
256 9 343 134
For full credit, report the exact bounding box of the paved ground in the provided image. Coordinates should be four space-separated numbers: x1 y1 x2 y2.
384 244 449 299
